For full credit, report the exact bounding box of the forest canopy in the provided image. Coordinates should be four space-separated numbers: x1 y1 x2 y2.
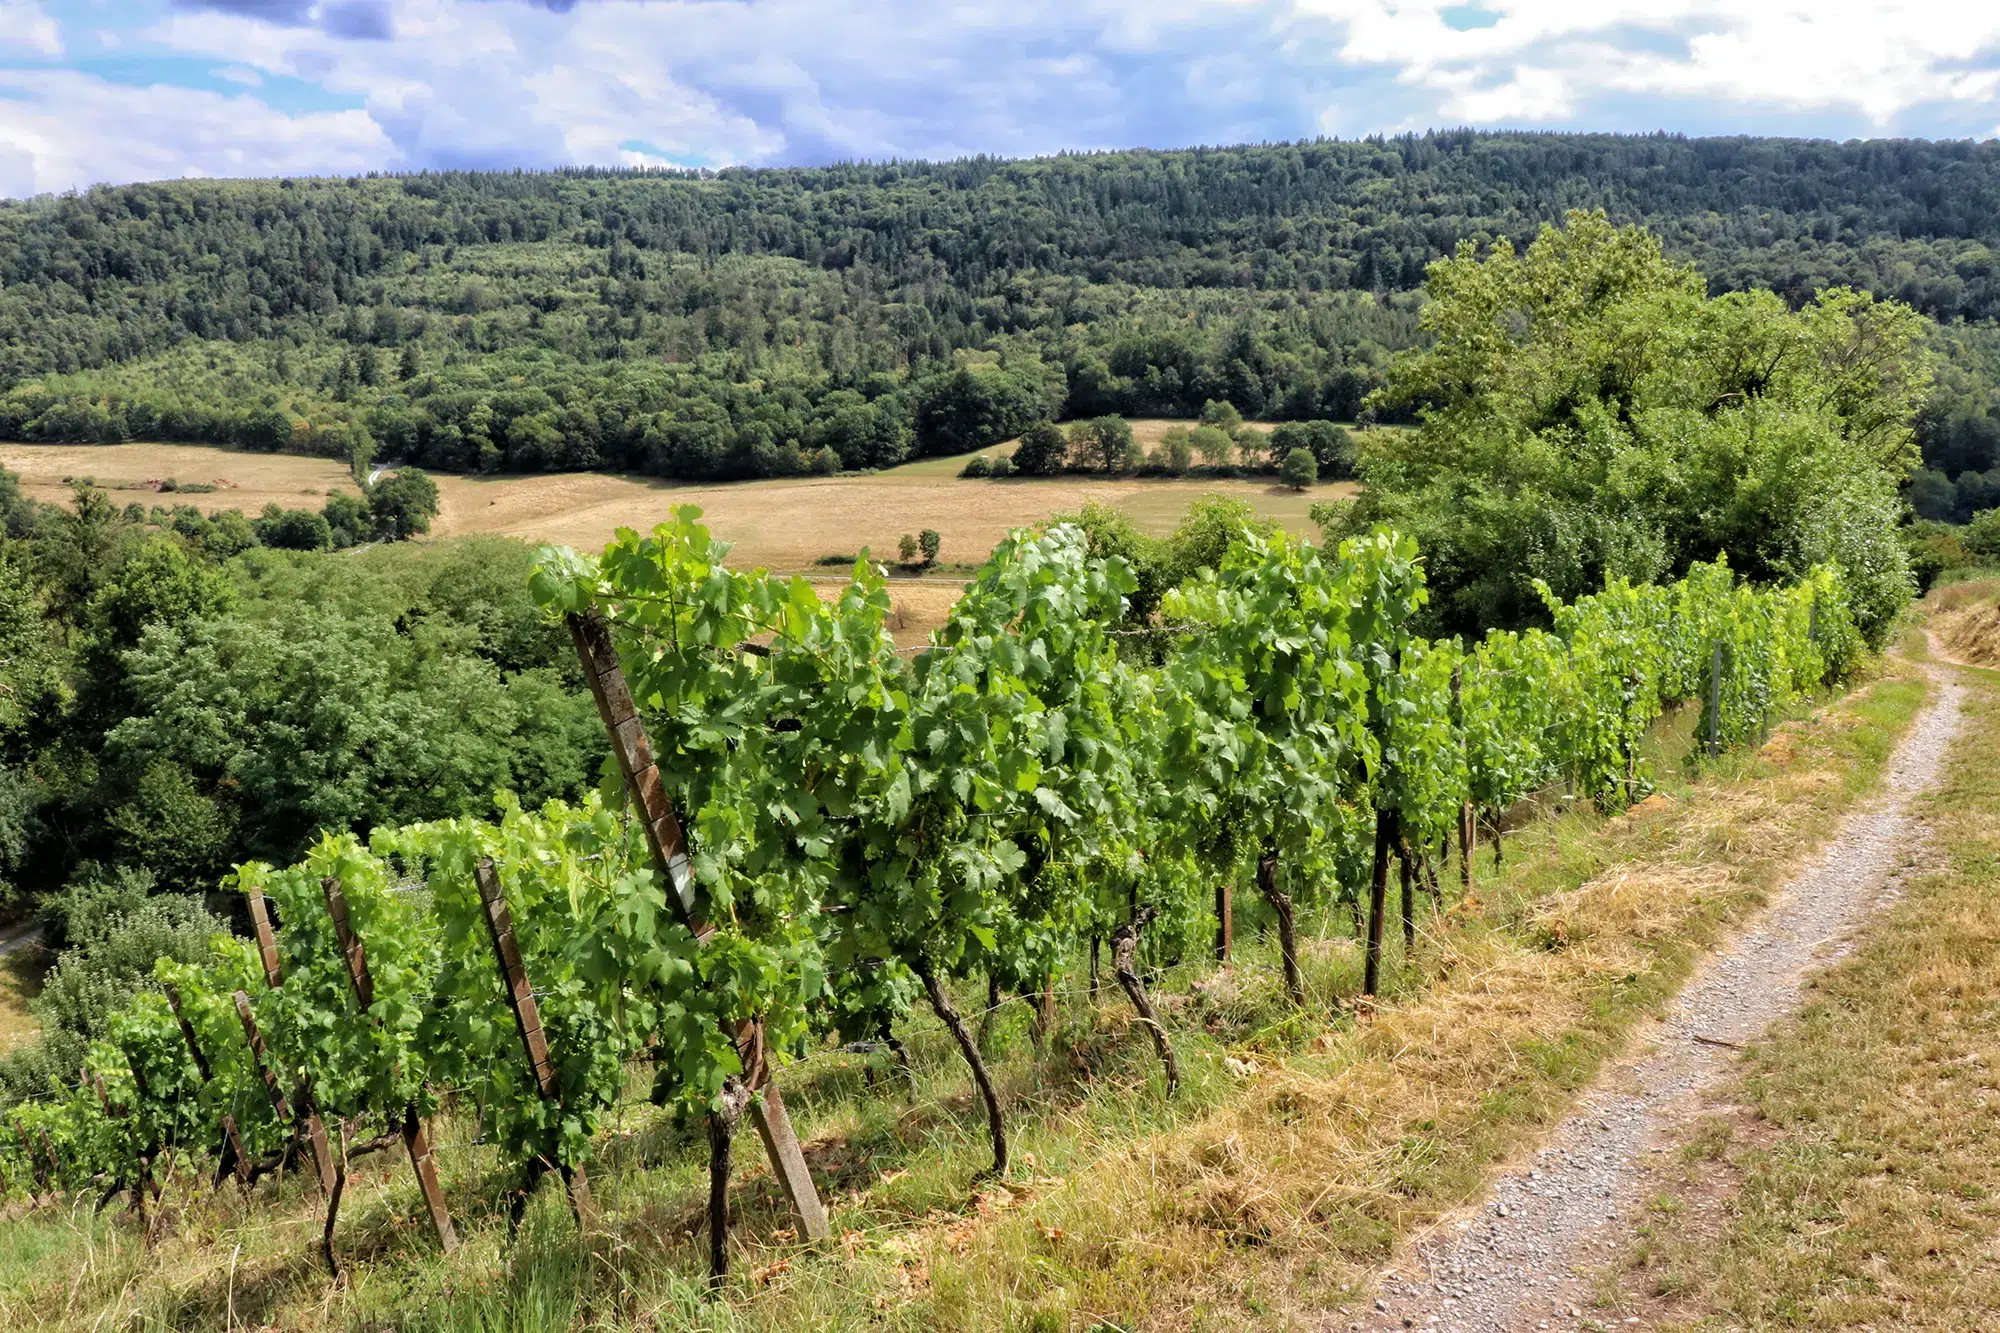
0 132 1996 507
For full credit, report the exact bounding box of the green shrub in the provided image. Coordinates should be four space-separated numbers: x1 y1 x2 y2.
1965 509 2000 560
1280 447 1319 491
959 454 993 478
1012 421 1068 476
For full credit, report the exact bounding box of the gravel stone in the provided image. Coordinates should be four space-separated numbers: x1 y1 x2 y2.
1363 662 1966 1332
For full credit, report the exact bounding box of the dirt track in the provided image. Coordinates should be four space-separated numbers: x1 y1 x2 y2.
1364 655 1967 1333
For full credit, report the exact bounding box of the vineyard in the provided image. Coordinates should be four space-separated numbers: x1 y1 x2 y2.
0 508 1866 1294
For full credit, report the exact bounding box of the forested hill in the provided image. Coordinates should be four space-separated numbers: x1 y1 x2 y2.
3 132 1999 502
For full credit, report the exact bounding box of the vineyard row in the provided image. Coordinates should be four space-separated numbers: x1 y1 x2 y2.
0 511 1866 1283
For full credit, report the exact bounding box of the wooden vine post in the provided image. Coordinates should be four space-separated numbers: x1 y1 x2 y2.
1707 641 1724 759
1214 882 1232 963
164 983 250 1186
567 609 830 1269
320 875 458 1254
1364 807 1396 997
243 887 336 1194
1451 664 1474 896
473 857 598 1231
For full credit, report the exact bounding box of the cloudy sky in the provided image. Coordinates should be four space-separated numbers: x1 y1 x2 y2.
1 1 1997 199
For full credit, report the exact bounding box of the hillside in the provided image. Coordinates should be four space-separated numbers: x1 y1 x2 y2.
2 133 1998 504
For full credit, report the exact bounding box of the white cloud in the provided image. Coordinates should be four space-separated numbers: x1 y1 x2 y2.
1297 0 2000 128
0 70 393 198
0 0 62 57
3 0 1998 198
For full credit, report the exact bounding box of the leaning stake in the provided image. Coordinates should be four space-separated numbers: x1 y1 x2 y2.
567 608 828 1241
475 857 596 1231
321 875 457 1254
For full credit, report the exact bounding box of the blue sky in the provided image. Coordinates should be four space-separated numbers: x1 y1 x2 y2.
2 1 1997 199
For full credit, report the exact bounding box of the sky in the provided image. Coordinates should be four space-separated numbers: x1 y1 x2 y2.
1 0 1998 199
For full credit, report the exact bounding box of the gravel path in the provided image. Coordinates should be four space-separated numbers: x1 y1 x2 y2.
0 919 42 958
1363 661 1967 1333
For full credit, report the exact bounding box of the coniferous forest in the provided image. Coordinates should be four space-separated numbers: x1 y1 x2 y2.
2 131 1999 514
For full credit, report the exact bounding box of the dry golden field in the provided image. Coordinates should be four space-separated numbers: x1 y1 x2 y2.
0 432 1356 573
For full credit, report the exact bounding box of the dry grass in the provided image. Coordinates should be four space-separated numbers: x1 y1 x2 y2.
1605 647 2000 1330
0 437 1346 569
3 436 1354 642
0 443 358 515
1930 578 2000 668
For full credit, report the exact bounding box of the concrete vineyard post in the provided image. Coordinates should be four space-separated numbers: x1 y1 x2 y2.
565 608 829 1244
473 857 597 1229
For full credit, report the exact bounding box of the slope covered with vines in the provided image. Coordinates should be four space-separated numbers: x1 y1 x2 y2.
0 510 1863 1283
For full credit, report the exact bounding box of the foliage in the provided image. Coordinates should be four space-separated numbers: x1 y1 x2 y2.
1269 420 1354 478
1339 210 1927 646
0 474 603 923
0 498 1869 1253
13 134 2000 488
1279 447 1318 490
1964 509 2000 560
1010 421 1068 476
369 469 441 539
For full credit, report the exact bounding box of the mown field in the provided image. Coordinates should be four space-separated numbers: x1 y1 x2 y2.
1 425 1362 643
0 421 1358 570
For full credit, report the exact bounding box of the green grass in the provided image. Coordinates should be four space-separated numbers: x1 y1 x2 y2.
0 661 1932 1331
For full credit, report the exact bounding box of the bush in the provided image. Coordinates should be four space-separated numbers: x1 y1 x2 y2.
1965 508 2000 560
257 505 333 551
322 490 371 547
959 454 993 478
988 454 1017 478
1012 421 1068 476
1906 521 1973 593
810 445 842 476
11 865 223 1090
1153 427 1193 475
370 468 440 540
1280 447 1319 491
898 532 920 563
918 529 942 566
1199 399 1244 436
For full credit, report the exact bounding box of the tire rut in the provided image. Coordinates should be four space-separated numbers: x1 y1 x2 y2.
1360 660 1968 1333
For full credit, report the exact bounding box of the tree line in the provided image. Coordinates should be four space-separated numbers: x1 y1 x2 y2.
0 133 1995 513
